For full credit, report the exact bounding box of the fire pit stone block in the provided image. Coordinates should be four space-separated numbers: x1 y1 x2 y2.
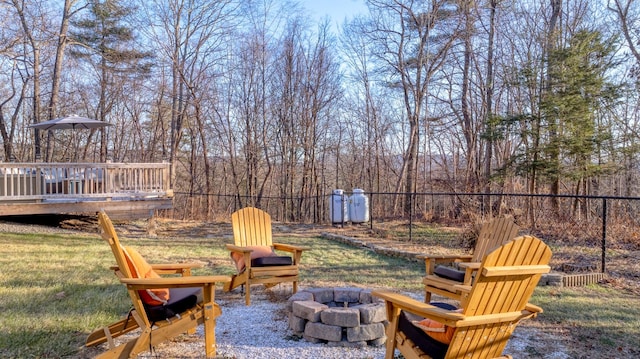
287 287 387 347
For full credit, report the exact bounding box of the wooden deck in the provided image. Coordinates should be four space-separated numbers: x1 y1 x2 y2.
0 162 173 217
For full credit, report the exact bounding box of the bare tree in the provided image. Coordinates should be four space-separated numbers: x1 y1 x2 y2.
363 0 460 215
10 0 44 161
44 0 85 161
483 0 499 213
68 0 153 162
139 0 233 195
341 15 394 197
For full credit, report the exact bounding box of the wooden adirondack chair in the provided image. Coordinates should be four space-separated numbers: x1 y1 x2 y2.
422 216 519 302
86 210 230 359
374 235 552 359
224 207 305 305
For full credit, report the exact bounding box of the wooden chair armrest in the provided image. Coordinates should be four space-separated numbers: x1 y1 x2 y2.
453 284 472 293
273 243 305 265
151 262 203 270
225 244 253 253
418 254 473 261
457 262 481 270
454 311 538 327
273 243 306 253
151 262 204 276
373 290 537 329
524 302 543 314
457 262 482 286
224 244 253 272
482 265 551 276
111 263 204 276
372 290 464 326
462 304 542 325
120 275 231 289
422 255 473 274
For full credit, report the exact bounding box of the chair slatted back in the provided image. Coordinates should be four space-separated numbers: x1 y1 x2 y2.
98 210 133 279
447 235 552 358
97 210 151 327
232 207 273 247
470 216 520 263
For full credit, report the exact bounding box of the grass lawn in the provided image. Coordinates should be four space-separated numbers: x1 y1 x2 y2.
0 226 638 358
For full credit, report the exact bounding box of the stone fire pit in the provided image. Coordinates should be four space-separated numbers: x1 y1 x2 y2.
286 287 387 347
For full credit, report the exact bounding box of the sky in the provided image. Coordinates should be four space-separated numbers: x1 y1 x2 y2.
300 0 368 27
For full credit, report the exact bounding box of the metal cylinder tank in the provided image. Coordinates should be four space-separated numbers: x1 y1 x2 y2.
349 188 369 223
329 189 349 223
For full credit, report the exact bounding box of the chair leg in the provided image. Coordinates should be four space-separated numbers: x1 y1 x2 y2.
224 272 246 292
424 291 432 303
244 283 251 305
202 284 218 358
384 305 400 359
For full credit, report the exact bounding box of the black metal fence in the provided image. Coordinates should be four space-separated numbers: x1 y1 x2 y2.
170 190 640 278
327 191 640 276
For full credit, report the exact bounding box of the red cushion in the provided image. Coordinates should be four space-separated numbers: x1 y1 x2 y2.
121 246 170 306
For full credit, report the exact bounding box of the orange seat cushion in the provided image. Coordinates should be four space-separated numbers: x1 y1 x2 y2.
412 318 455 344
411 308 462 344
122 246 170 306
230 245 276 272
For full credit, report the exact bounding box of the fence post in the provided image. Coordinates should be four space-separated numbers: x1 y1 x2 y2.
341 192 346 228
409 192 414 241
369 192 374 231
601 198 607 273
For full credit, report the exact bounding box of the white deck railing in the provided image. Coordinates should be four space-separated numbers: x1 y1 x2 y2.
0 162 172 201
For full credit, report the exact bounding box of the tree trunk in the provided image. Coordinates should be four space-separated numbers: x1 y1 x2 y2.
484 0 498 214
547 0 562 214
46 0 76 161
